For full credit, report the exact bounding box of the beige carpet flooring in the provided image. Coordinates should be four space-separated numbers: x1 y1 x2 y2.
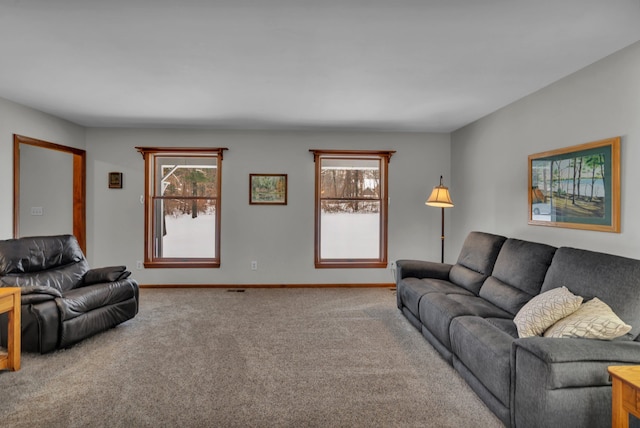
0 288 503 427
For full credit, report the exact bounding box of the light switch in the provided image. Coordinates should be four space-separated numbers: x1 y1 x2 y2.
30 207 44 216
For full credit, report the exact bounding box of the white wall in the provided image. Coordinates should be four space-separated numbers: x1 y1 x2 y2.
86 129 450 285
450 41 640 259
0 97 85 240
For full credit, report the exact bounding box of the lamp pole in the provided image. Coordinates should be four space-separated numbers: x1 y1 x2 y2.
425 175 454 264
439 206 445 263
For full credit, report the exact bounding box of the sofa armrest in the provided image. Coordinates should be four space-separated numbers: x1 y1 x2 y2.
82 266 131 286
514 336 640 364
396 259 452 281
511 336 637 428
17 285 62 305
512 336 640 391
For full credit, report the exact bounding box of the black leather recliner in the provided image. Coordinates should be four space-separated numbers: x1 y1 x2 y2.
0 234 139 354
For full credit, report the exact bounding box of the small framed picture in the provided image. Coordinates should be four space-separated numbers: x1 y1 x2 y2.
250 174 287 205
109 172 123 189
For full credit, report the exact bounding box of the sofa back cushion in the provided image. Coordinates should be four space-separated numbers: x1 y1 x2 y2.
540 247 640 341
449 231 507 294
0 234 88 292
479 238 557 315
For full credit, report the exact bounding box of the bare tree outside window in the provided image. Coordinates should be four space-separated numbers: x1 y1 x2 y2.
311 150 394 268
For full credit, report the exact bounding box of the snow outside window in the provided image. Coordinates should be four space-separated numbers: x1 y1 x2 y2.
137 147 226 268
311 150 394 269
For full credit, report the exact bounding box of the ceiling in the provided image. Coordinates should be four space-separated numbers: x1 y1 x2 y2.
1 0 640 133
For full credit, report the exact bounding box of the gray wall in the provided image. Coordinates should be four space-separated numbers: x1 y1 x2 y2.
86 128 450 284
18 144 74 237
450 41 640 260
0 97 85 240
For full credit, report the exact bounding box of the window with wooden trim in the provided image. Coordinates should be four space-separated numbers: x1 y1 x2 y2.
310 150 395 268
136 147 227 268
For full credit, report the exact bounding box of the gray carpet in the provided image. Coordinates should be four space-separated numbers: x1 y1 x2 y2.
0 288 503 427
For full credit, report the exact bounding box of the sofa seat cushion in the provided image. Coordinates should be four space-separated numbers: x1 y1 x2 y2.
485 317 519 338
419 293 512 351
398 277 473 320
58 281 137 321
450 315 515 407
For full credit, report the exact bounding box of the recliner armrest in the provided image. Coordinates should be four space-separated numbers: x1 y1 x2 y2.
17 285 62 304
82 266 131 286
396 259 452 281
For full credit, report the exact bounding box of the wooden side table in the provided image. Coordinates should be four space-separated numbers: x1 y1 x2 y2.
0 287 21 371
609 365 640 428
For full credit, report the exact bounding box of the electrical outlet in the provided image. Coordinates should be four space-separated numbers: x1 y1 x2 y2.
251 261 258 270
136 260 143 270
388 262 395 270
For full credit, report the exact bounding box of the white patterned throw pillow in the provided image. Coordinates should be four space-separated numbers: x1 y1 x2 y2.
514 286 583 338
543 298 632 340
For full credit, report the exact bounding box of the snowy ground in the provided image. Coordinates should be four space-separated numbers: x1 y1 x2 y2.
162 213 216 258
320 212 380 259
161 212 379 259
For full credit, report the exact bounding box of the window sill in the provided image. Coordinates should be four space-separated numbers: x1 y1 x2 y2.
144 260 220 269
314 261 388 269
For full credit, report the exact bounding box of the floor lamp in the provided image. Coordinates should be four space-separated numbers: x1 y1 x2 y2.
425 175 454 263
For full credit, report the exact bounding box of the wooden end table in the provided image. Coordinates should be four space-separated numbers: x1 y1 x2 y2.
0 287 21 371
609 365 640 428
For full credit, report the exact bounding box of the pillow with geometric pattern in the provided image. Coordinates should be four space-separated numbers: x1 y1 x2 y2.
543 298 632 340
513 286 583 338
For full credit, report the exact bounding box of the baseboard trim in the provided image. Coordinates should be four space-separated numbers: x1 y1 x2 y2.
140 283 395 289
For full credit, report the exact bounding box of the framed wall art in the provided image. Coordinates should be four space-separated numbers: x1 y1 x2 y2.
108 172 123 189
528 137 620 232
249 174 287 205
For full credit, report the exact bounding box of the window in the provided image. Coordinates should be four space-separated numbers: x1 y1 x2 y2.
136 147 227 268
310 150 395 268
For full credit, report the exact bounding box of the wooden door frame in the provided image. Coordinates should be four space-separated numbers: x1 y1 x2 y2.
13 134 87 253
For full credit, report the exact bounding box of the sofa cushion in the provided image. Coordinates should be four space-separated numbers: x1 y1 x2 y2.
544 298 632 340
0 261 89 293
485 317 518 338
58 281 137 321
541 247 640 340
419 293 511 351
0 235 89 292
449 231 507 294
513 286 583 338
450 315 515 407
398 277 473 320
479 238 556 315
0 234 85 275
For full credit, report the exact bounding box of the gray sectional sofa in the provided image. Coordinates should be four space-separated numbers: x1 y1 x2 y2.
396 231 640 427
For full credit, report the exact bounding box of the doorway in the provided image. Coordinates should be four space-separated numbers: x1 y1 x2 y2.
13 134 86 252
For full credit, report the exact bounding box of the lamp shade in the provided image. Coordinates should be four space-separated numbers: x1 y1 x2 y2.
425 176 454 208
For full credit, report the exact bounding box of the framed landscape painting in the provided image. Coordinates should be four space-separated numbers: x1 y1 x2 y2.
250 174 287 205
528 137 620 232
